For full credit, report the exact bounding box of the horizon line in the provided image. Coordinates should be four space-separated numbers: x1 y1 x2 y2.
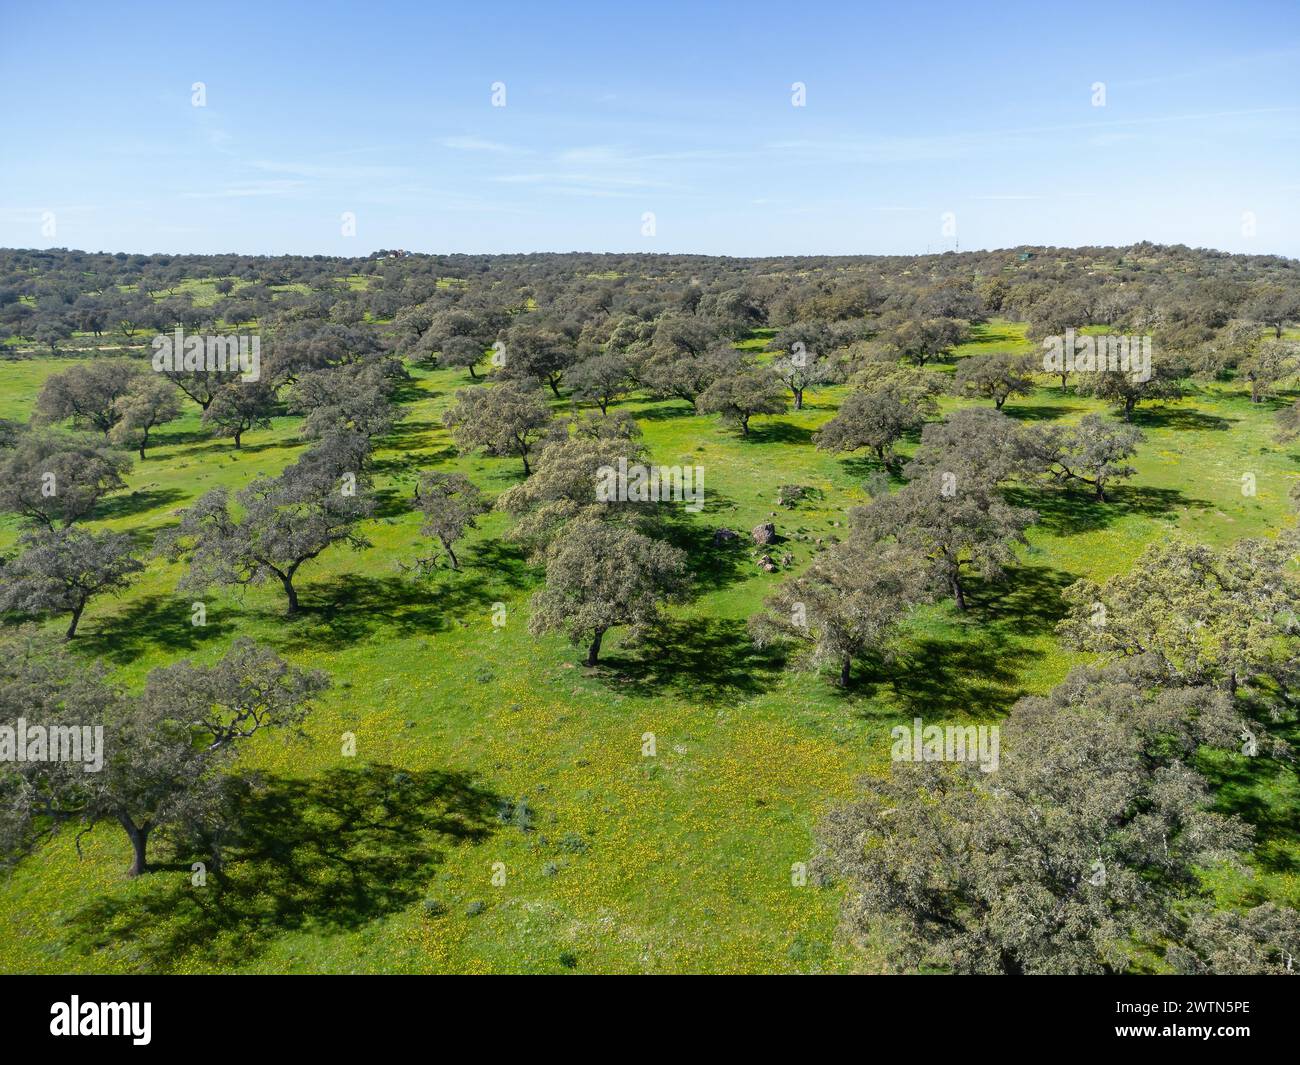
4 241 1298 264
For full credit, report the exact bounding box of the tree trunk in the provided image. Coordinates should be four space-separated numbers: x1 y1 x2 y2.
120 816 150 877
793 388 803 410
952 574 967 611
740 414 750 435
585 628 605 667
468 364 478 380
442 537 459 571
838 655 852 688
280 573 300 614
520 451 531 476
65 599 86 639
548 376 563 399
233 429 243 448
999 948 1024 976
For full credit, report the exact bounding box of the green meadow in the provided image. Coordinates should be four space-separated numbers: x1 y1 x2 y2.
0 320 1296 974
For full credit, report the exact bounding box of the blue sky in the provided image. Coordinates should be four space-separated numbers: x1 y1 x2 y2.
1 0 1297 256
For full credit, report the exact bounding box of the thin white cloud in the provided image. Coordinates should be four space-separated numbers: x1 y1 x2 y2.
0 205 97 221
489 145 677 195
179 180 307 199
440 136 523 154
248 159 408 181
766 108 1300 165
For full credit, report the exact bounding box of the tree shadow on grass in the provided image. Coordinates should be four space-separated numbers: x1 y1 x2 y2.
1131 406 1236 432
865 628 1036 721
849 566 1073 717
273 541 532 651
746 420 815 446
184 437 301 459
656 510 749 594
390 380 432 405
376 418 443 450
1108 482 1211 518
965 327 1025 346
1201 749 1300 878
1002 403 1083 422
371 486 412 519
626 400 695 422
62 765 499 973
96 487 188 523
1006 484 1107 535
368 444 458 477
1007 482 1208 537
964 563 1078 635
150 427 214 449
76 594 238 664
599 616 787 702
460 536 533 584
838 455 906 484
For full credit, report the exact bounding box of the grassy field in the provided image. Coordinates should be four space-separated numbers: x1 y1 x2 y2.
0 320 1297 973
